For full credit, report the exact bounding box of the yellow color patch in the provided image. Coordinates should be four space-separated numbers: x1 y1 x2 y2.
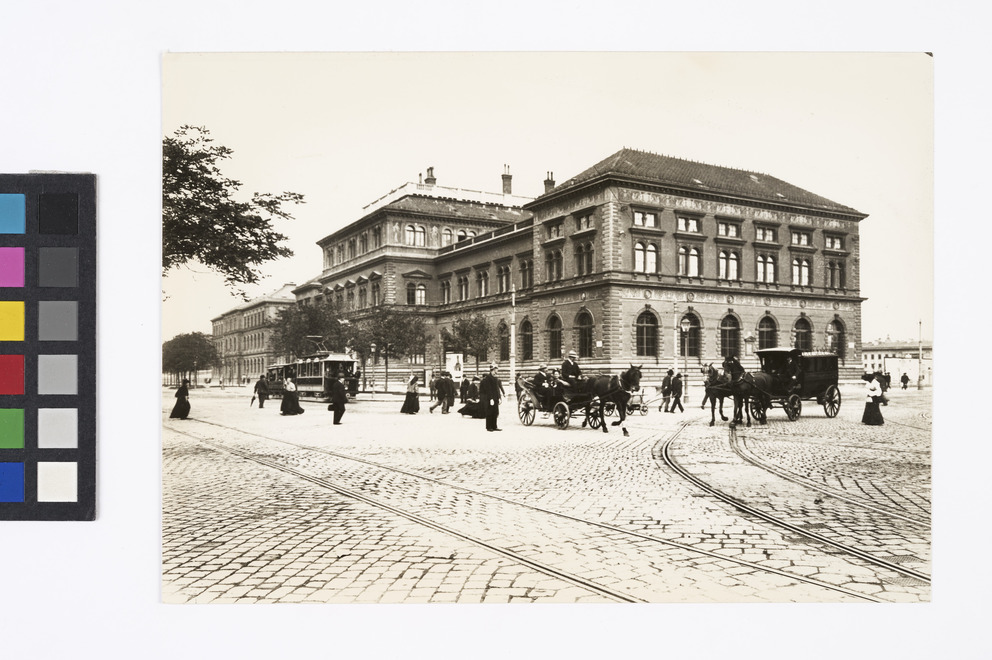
0 301 25 341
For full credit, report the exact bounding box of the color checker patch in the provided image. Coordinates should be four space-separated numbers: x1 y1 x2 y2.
0 409 24 449
0 463 25 502
0 247 25 287
0 301 25 341
0 355 25 394
0 194 25 234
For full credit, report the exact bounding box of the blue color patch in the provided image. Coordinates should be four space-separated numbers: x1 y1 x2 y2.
0 194 26 234
0 463 25 502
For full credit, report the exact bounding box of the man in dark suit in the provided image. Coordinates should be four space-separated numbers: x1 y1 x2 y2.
659 369 673 412
561 350 582 389
668 372 684 413
253 374 269 409
533 364 552 410
460 376 470 403
479 363 503 431
329 372 348 425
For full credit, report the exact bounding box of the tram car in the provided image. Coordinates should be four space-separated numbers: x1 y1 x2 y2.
747 348 842 422
265 352 358 401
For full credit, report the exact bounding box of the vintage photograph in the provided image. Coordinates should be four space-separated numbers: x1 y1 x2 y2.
161 52 933 604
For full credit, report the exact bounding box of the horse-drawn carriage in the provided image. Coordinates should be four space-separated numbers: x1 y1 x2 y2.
517 365 642 433
746 348 842 422
517 375 601 429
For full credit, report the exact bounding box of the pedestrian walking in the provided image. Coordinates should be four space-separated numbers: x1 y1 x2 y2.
659 369 673 412
430 371 453 414
900 372 910 390
400 373 420 414
328 371 347 425
169 379 191 419
479 363 503 431
862 372 885 425
280 376 305 415
445 373 456 413
252 374 269 408
668 372 684 413
459 376 470 403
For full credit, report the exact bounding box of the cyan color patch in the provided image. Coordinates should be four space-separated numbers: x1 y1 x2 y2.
0 194 25 234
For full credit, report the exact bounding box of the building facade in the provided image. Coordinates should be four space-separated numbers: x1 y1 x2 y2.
862 339 933 386
303 149 867 390
210 283 297 385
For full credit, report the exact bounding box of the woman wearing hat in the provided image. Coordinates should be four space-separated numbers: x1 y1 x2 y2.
862 372 885 425
400 372 420 414
170 379 191 419
561 350 582 389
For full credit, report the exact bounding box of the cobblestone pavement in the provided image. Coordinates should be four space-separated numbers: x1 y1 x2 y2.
162 383 931 604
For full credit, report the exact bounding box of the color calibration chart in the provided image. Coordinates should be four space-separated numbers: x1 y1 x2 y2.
0 174 95 520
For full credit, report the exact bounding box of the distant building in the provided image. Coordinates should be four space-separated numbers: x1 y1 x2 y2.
299 149 868 390
211 283 297 385
862 339 933 386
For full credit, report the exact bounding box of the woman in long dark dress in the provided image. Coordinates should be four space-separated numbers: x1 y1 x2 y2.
862 372 884 425
170 379 191 419
400 374 420 414
280 377 305 415
457 377 485 418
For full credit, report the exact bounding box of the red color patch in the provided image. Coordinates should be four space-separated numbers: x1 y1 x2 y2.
0 355 25 394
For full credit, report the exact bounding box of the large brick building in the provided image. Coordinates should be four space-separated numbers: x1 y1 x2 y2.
300 149 867 390
210 283 297 385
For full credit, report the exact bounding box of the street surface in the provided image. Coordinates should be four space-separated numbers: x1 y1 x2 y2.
162 383 931 604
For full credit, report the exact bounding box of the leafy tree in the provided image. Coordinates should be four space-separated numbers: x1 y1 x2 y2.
348 308 428 389
270 301 349 359
162 332 219 385
162 125 304 293
441 313 495 375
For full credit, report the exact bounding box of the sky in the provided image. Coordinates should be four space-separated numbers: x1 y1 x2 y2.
162 52 933 343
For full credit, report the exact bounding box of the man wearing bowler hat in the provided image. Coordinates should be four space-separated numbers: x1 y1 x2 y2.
328 371 348 425
479 363 503 431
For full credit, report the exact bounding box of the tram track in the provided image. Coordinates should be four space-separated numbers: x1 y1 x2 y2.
728 431 931 528
657 426 931 585
165 417 882 603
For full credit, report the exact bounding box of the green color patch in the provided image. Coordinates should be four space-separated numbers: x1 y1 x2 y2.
0 409 24 449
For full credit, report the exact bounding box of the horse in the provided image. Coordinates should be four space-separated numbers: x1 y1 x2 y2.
700 363 731 426
578 365 643 437
722 356 781 427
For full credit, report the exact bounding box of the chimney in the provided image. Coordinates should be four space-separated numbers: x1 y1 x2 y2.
501 164 512 195
424 166 436 186
544 171 556 194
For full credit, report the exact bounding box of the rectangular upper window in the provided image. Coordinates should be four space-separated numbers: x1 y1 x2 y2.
791 230 811 246
677 216 700 233
755 226 777 242
547 222 563 239
717 221 740 238
825 235 844 250
576 213 595 230
633 211 658 228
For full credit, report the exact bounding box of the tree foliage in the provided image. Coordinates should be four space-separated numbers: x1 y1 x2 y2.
269 301 349 360
162 332 219 382
441 313 495 374
349 308 428 364
162 125 304 293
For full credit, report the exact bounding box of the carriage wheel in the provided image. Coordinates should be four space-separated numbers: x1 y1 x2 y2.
749 397 767 424
638 403 648 416
603 401 616 417
785 394 802 421
518 393 536 426
823 385 841 418
553 402 570 429
587 407 602 429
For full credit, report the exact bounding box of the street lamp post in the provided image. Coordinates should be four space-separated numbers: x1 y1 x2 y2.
680 317 691 402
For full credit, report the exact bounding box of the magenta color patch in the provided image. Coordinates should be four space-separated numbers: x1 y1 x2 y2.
0 247 25 287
